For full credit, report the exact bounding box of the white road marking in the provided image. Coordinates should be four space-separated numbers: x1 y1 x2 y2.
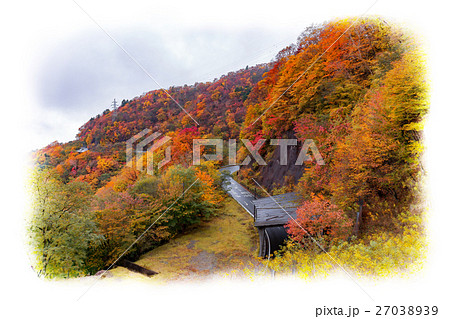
222 172 255 217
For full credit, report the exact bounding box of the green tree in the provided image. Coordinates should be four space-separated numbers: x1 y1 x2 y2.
28 169 103 278
158 165 215 233
92 187 167 266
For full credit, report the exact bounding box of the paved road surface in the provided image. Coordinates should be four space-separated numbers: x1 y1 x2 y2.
220 165 256 217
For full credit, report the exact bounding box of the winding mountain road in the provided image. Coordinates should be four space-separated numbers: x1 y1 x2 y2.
220 165 299 257
220 165 256 217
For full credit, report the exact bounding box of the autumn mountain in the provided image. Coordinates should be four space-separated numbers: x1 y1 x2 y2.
30 17 427 278
78 64 268 144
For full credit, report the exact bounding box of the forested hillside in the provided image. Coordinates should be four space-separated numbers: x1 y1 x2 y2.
238 18 426 236
78 64 268 144
34 64 267 188
29 17 427 278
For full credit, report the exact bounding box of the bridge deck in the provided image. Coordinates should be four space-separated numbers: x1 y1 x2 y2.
220 166 302 257
253 192 301 227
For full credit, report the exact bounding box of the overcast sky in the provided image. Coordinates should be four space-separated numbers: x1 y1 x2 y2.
15 0 429 150
32 26 299 148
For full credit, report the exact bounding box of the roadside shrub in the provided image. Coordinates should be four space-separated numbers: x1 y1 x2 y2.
264 210 425 278
286 196 353 249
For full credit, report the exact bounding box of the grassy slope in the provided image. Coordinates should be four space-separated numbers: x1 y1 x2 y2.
108 198 260 282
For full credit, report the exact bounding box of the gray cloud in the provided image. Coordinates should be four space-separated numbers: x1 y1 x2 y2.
32 26 299 147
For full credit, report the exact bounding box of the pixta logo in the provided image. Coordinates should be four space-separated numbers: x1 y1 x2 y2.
193 138 324 166
127 129 324 175
126 129 171 175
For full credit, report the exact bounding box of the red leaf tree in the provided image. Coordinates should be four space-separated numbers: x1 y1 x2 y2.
286 196 353 249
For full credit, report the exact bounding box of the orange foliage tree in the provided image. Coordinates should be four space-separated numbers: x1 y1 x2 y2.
286 196 353 249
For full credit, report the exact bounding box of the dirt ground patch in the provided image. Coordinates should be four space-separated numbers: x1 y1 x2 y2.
108 198 261 282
